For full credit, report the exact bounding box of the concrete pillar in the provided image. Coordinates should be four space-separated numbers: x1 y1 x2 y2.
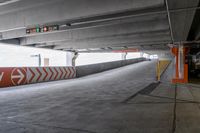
38 54 41 67
147 54 150 60
72 52 79 67
140 52 144 58
171 45 188 83
178 44 184 79
66 52 73 66
121 52 127 60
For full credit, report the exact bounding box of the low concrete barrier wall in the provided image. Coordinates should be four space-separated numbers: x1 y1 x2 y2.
0 67 76 88
0 58 145 88
76 58 146 77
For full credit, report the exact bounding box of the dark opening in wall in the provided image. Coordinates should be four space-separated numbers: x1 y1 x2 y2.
188 47 200 84
187 2 200 41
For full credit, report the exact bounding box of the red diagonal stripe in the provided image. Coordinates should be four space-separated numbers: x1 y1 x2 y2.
54 68 59 80
64 68 68 79
36 68 42 82
29 68 35 83
43 68 48 81
68 68 72 78
49 68 54 80
59 67 63 79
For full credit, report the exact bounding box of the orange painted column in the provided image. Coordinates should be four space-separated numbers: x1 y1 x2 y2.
171 46 188 83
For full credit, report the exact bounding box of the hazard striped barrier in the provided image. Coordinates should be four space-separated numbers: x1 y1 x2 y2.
0 67 76 88
156 60 171 81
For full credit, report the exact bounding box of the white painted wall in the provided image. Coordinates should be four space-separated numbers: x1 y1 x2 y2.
0 44 145 67
76 52 142 66
0 44 70 67
126 52 141 59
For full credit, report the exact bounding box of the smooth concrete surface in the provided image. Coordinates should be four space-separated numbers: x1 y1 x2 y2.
0 61 200 133
0 0 197 52
0 0 197 60
76 58 146 77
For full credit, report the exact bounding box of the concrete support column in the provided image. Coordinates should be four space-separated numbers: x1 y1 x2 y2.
121 52 127 60
66 52 73 66
72 52 79 67
171 45 188 83
178 44 184 79
140 52 144 58
147 54 151 60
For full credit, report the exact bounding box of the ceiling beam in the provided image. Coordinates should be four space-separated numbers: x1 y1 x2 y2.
20 19 169 45
168 0 199 42
52 33 170 50
54 39 170 50
1 13 167 40
0 0 164 32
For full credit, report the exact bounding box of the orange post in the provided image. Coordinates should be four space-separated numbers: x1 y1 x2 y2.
171 46 188 84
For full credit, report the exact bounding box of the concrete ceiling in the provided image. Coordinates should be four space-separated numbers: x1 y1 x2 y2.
0 0 199 56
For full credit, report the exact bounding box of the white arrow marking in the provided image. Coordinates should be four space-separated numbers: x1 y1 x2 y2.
12 69 25 84
0 72 4 82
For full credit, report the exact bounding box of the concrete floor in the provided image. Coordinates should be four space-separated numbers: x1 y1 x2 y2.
0 61 200 133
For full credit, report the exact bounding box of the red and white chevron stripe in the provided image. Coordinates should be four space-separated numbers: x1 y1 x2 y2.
27 67 76 83
0 67 76 88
